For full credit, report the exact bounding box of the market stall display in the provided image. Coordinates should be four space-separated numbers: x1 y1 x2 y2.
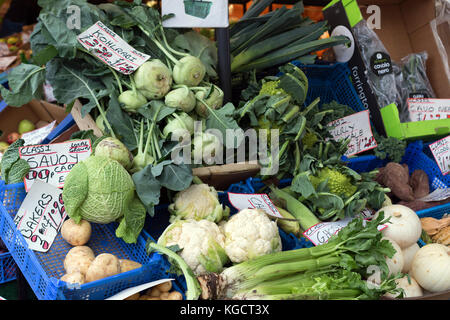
0 0 449 304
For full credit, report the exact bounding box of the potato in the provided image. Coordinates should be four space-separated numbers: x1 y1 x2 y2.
148 287 161 297
64 246 95 275
61 218 92 246
146 297 161 300
155 281 172 293
60 271 85 285
138 295 151 300
159 292 170 300
85 253 121 283
119 259 142 273
124 293 140 300
410 170 429 199
167 291 183 300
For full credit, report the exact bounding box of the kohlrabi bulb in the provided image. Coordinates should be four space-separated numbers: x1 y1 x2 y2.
96 115 106 135
134 59 173 99
94 137 134 170
118 90 147 113
195 86 224 118
192 132 222 165
173 56 206 86
164 86 196 113
130 152 154 174
163 112 195 139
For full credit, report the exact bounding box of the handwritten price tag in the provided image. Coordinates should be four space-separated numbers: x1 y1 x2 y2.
19 139 92 192
408 98 450 121
327 110 377 157
303 217 387 246
13 180 67 253
429 135 450 176
227 193 284 219
77 21 150 75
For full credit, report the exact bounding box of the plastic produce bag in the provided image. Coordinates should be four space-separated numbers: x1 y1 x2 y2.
396 52 436 121
352 20 398 115
433 0 450 84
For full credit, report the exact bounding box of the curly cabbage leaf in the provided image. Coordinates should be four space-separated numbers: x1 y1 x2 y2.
62 155 146 243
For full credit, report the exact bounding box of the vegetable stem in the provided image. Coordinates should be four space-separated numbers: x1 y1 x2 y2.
146 241 201 300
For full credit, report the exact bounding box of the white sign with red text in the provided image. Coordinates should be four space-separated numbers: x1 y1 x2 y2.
13 180 67 252
19 139 92 192
77 21 150 75
303 217 388 246
429 135 450 176
408 98 450 122
328 110 377 157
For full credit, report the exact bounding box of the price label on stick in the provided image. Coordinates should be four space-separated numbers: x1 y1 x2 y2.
13 180 67 253
77 21 151 75
19 139 92 192
227 193 284 219
303 217 387 246
408 98 450 122
429 135 450 175
327 110 377 157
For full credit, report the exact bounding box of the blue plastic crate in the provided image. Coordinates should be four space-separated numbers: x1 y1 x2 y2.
0 181 175 300
0 250 16 284
232 140 450 226
291 62 366 113
416 204 449 248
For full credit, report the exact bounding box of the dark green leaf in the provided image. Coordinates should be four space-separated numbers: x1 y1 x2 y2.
158 162 193 192
0 64 46 106
132 164 162 216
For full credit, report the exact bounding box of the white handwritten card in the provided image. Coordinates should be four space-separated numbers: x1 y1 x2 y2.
328 110 377 157
162 0 229 28
13 180 67 252
408 98 450 122
19 139 92 192
77 21 150 75
303 217 387 246
429 135 450 176
227 193 284 219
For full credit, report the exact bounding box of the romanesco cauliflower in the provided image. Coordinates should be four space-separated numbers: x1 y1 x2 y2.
259 80 286 96
310 167 357 198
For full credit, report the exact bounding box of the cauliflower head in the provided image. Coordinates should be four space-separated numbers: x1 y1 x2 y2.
169 183 230 223
222 209 282 263
157 219 229 276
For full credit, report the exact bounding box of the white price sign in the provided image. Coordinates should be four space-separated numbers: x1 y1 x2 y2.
19 139 92 192
21 121 56 146
429 135 450 175
303 217 387 246
77 21 151 75
227 193 284 219
162 0 229 28
13 180 67 252
327 110 377 157
408 98 450 121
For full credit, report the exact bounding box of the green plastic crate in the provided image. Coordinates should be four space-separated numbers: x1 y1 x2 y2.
184 0 213 19
381 103 450 141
